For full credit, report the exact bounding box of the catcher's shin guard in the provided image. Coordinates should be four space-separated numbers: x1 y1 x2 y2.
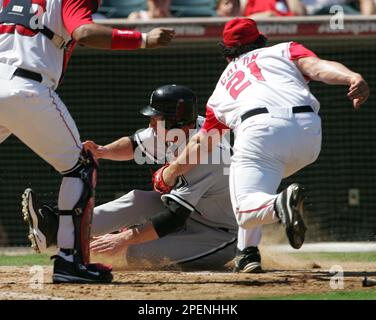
60 150 98 265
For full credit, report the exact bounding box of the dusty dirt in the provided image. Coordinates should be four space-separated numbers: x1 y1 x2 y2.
0 255 374 300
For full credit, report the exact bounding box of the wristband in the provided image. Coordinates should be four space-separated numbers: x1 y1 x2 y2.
111 28 142 50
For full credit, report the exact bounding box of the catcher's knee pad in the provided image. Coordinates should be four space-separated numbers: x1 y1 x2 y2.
60 150 98 265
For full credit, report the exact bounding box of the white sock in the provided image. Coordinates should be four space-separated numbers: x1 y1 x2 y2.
57 177 84 249
58 250 74 262
237 226 262 251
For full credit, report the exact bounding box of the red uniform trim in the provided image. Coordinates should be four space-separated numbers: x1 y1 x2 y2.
201 105 229 134
237 200 275 214
288 42 318 61
49 89 81 151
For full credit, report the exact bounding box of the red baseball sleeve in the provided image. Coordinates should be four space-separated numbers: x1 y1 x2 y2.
62 0 93 36
201 105 229 134
289 42 318 61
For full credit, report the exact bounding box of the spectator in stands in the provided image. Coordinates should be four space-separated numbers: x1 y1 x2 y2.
244 0 306 17
216 0 242 17
303 0 375 15
128 0 172 20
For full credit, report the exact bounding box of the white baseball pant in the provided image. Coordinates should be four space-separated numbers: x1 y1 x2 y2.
230 110 322 230
0 74 84 249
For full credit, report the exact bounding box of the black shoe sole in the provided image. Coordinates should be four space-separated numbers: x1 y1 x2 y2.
52 256 114 284
52 273 113 284
280 184 307 249
233 262 263 273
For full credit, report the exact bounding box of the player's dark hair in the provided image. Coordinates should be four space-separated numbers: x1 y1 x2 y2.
218 35 268 60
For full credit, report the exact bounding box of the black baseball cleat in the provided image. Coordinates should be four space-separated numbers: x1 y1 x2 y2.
52 255 113 284
22 188 58 253
274 183 307 249
233 246 262 273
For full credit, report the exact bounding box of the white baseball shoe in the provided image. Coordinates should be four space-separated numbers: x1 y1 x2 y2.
21 188 58 253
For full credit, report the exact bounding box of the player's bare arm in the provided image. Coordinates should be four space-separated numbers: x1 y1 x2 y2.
90 223 158 254
91 198 192 253
163 129 222 187
295 57 369 109
72 24 175 49
83 137 135 161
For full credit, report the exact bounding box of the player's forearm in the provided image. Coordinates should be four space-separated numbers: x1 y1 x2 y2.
72 24 111 48
73 25 175 50
72 24 142 49
169 132 207 177
164 130 220 186
127 223 159 245
298 57 360 85
102 137 135 161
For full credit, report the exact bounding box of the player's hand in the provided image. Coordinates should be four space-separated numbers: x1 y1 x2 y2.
145 28 175 49
347 75 369 110
83 140 109 159
152 164 174 194
90 232 129 254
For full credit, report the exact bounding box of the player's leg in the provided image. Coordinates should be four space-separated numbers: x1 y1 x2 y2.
5 83 111 283
92 190 165 236
0 78 19 142
229 116 310 249
230 160 283 228
125 218 237 270
21 188 165 251
284 113 322 178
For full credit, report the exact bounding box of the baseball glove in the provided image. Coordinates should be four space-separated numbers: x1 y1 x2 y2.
152 164 173 194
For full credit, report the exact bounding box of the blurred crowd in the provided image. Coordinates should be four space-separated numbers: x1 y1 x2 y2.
95 0 376 20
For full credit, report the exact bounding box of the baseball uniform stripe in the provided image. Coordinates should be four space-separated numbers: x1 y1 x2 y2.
237 199 275 214
49 89 81 150
161 194 195 212
134 132 160 163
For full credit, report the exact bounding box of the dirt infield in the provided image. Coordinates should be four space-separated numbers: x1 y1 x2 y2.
0 258 374 300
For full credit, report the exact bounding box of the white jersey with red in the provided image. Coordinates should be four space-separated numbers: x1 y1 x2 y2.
0 0 93 89
202 42 320 133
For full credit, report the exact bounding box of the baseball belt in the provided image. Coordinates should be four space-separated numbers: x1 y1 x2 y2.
241 105 314 123
14 68 42 83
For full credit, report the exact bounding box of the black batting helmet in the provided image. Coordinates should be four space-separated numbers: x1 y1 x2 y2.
140 84 198 130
